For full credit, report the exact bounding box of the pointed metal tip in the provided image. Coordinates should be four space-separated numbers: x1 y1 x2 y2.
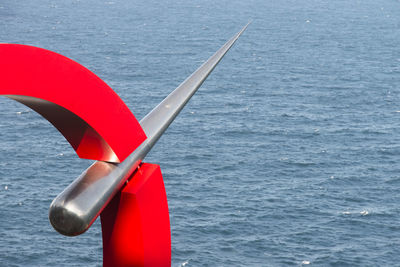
240 21 252 33
245 20 252 28
228 22 250 46
49 24 249 236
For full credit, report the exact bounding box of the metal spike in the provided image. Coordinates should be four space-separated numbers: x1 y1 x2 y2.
49 23 250 236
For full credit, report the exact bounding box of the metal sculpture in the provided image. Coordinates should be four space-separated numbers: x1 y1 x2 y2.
0 23 248 266
0 44 146 162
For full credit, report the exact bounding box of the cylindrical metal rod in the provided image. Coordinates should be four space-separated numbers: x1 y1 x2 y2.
49 23 250 236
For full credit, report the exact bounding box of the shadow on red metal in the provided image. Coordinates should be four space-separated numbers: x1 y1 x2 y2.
0 44 171 266
101 163 171 267
0 44 146 162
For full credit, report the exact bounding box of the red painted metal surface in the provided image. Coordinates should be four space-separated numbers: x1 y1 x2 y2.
101 163 171 267
0 44 171 266
0 44 146 162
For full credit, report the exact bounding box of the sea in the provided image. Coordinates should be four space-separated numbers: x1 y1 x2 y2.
1 0 400 266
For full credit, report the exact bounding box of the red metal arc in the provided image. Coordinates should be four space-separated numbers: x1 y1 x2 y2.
101 163 171 267
1 26 246 266
0 44 146 163
0 44 171 266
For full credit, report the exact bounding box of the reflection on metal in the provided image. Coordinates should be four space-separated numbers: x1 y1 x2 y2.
7 95 119 163
100 163 171 266
0 44 146 162
49 23 250 236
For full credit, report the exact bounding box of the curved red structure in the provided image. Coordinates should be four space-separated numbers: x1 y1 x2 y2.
0 44 171 266
101 163 171 267
1 26 246 265
0 44 146 163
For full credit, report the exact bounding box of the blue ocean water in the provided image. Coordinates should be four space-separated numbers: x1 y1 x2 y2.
1 0 400 266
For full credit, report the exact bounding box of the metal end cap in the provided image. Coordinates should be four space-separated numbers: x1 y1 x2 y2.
49 204 89 236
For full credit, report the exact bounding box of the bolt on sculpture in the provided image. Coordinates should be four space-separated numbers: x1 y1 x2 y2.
0 23 249 266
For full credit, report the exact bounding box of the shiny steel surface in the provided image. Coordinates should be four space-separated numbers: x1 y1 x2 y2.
49 23 249 236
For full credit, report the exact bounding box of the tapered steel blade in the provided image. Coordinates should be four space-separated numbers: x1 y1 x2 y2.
49 23 250 236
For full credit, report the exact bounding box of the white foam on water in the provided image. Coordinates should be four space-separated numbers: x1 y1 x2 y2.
360 210 369 216
341 210 370 216
180 260 190 267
